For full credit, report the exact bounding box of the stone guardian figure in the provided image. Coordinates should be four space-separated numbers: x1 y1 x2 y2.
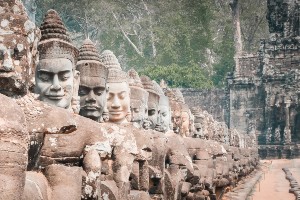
35 9 79 112
77 39 109 122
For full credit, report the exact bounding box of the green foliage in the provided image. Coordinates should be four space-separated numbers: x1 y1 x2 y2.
212 25 235 87
32 0 268 89
140 63 213 89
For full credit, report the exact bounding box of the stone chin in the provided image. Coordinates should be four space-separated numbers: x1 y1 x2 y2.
40 95 72 109
108 111 127 123
80 109 101 120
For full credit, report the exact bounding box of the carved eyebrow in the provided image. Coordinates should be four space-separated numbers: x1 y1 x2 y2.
94 86 106 90
38 69 52 73
79 85 90 89
58 70 72 75
38 70 54 75
119 91 127 95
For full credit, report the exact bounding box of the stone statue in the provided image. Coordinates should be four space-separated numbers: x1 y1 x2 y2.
274 125 281 143
141 76 160 130
191 107 204 138
164 88 182 133
35 9 79 112
0 1 260 199
0 0 39 197
0 0 39 96
127 69 149 127
100 50 131 124
157 95 172 132
150 80 172 132
77 39 109 122
181 103 191 137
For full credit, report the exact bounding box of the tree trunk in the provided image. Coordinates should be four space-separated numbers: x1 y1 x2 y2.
229 0 242 74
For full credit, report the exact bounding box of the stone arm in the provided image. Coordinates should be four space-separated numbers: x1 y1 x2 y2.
0 94 28 199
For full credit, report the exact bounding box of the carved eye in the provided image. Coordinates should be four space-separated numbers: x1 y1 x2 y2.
94 88 104 96
78 86 89 96
161 112 167 117
133 108 140 113
148 109 156 116
60 72 71 81
13 47 24 60
119 92 126 99
39 72 51 82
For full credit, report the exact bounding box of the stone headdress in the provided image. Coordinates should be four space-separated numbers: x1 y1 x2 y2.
76 39 108 87
76 39 109 121
38 9 78 66
100 50 128 83
141 76 160 109
128 69 148 109
191 107 203 124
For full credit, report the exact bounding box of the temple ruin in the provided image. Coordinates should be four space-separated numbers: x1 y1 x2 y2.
1 0 299 199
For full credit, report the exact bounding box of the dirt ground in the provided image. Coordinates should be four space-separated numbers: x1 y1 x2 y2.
250 159 299 200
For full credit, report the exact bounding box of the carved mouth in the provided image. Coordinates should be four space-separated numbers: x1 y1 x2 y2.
46 95 64 100
110 111 122 115
83 106 99 111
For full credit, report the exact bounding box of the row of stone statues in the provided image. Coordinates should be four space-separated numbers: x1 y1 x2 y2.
0 1 259 200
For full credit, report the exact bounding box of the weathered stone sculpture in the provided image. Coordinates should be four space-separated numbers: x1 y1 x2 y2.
0 2 260 200
191 107 204 138
0 0 39 96
157 95 172 133
35 9 79 111
0 0 39 198
100 50 131 124
141 76 160 130
127 69 149 127
181 104 191 137
77 39 109 122
150 80 172 133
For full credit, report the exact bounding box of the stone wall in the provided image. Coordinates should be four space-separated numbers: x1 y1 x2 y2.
179 88 226 123
227 0 300 159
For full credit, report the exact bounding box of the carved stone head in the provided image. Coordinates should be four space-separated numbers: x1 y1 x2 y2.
77 39 108 122
35 9 78 109
191 107 203 138
181 104 190 137
157 95 171 132
0 0 39 96
100 50 130 124
165 88 187 134
141 76 160 129
127 69 148 124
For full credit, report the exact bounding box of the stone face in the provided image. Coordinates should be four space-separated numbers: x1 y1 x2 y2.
0 0 39 96
101 50 131 124
141 76 160 130
35 9 79 110
127 69 149 126
77 39 108 122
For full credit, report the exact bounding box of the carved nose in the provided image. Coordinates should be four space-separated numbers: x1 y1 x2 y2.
86 90 96 103
111 96 121 108
50 75 62 91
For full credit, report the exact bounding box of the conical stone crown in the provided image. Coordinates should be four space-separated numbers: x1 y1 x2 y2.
100 50 121 70
128 69 143 88
40 9 70 43
78 39 101 63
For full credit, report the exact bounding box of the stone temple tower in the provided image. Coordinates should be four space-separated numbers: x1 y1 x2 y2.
227 0 300 159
